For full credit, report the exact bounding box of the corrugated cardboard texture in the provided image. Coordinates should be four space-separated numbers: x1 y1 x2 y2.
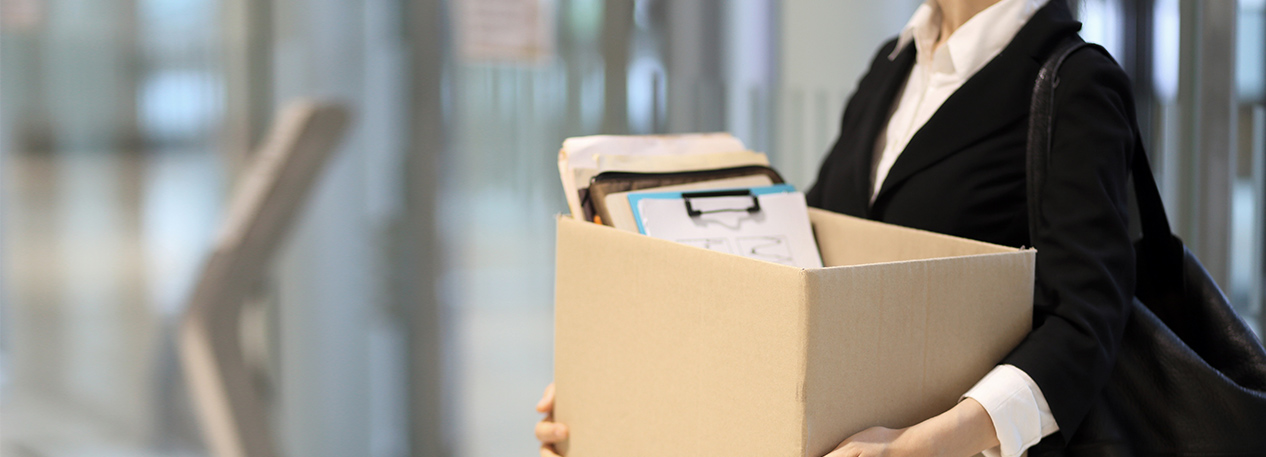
802 254 1034 456
554 217 809 456
554 210 1035 457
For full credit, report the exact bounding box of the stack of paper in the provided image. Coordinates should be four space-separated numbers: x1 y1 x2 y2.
555 132 823 268
557 133 759 220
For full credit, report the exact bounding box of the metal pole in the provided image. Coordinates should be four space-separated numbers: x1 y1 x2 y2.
1174 0 1200 243
1191 0 1238 292
223 0 274 169
1173 0 1238 291
662 0 727 133
1252 105 1266 339
600 0 633 134
1122 0 1156 149
1252 3 1266 342
405 0 447 455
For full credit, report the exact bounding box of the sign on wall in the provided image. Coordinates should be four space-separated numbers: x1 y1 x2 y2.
456 0 553 64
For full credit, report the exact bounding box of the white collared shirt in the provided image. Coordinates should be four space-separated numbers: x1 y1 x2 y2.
872 1 1059 457
872 0 1049 200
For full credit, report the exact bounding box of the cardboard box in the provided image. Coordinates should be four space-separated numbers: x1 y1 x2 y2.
553 208 1035 457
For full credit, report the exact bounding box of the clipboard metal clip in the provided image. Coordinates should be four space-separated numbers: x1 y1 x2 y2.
682 189 761 217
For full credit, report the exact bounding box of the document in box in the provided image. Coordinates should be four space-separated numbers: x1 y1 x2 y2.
628 185 823 268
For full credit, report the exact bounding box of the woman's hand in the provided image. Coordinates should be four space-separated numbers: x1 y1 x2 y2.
827 398 999 457
826 426 917 457
533 386 996 457
535 383 568 457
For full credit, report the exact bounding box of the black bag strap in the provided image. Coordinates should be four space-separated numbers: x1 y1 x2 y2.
1027 41 1173 244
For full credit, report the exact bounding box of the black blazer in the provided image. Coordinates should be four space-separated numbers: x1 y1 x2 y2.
807 0 1137 444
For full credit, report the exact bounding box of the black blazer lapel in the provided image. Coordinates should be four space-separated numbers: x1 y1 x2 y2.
871 0 1082 208
849 44 916 217
808 38 916 218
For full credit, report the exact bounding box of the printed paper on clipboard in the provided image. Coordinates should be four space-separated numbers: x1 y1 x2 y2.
627 184 823 268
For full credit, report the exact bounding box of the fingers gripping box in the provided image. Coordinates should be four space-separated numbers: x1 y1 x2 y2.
553 208 1035 457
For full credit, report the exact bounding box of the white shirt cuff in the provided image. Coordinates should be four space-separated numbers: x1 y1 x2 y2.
961 365 1059 457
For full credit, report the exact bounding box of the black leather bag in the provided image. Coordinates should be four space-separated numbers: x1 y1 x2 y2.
1026 41 1266 456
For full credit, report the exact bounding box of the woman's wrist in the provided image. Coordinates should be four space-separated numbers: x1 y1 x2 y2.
885 426 933 457
902 398 999 457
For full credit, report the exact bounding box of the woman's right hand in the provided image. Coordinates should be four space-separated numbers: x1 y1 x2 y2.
535 383 568 457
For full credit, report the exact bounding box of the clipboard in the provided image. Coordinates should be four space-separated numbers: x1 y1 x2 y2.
627 184 823 268
604 175 776 232
586 165 784 226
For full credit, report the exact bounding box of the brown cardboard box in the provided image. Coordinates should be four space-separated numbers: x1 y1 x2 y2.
553 208 1035 457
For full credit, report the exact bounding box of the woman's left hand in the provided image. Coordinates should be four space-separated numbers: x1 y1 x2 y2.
826 397 998 457
825 426 921 457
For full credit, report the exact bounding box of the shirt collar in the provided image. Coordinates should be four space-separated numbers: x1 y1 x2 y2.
890 2 937 61
889 0 1050 77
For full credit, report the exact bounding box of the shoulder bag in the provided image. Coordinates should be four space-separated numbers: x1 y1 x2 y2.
1026 41 1266 456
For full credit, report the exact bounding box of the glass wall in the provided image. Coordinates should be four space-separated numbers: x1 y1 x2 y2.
2 1 1262 456
1 0 226 454
0 0 414 455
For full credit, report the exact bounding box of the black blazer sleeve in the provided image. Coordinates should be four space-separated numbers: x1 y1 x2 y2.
1002 48 1137 440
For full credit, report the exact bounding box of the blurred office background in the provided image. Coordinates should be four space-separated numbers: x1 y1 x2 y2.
0 0 1262 456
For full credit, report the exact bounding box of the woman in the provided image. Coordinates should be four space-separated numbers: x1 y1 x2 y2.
537 0 1139 455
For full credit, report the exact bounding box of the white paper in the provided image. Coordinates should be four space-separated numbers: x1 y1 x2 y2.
561 134 746 170
637 192 823 268
593 150 768 173
558 133 749 219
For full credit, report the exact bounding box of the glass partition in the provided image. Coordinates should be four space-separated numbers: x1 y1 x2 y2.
2 1 1262 457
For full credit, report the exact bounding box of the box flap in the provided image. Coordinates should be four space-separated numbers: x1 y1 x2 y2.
809 208 1019 268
